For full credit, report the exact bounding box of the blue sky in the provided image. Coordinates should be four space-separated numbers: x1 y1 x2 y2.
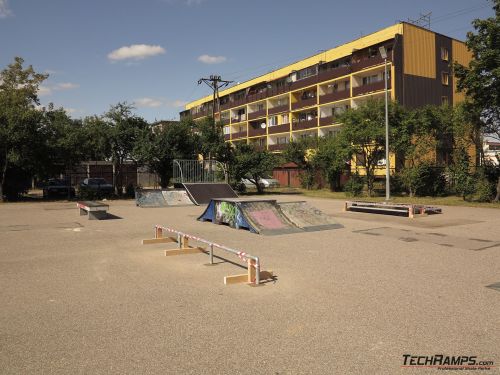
0 0 494 122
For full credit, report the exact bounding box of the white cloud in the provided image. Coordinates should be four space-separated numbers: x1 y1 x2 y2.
38 85 52 97
55 82 79 90
169 100 187 108
134 97 163 108
0 0 13 18
37 82 79 97
134 97 188 108
162 0 205 5
108 44 166 61
197 54 227 64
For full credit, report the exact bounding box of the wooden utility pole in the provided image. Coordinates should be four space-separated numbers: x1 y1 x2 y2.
197 75 233 122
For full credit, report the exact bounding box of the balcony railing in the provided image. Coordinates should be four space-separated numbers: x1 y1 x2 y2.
268 144 287 151
268 123 290 134
317 66 350 81
289 75 318 91
319 90 350 104
246 92 267 103
231 116 246 123
319 116 334 126
268 104 289 115
231 131 247 139
292 118 318 131
224 134 230 140
291 97 317 110
220 118 230 125
351 55 390 72
247 109 266 120
248 127 267 137
250 143 266 151
352 80 389 97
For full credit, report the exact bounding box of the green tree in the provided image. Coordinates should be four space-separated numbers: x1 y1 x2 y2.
340 99 405 196
135 120 197 188
232 143 279 194
454 0 500 200
312 134 352 191
282 137 317 189
0 57 47 201
103 103 149 195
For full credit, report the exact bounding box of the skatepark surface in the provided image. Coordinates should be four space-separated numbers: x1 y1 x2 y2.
0 195 499 374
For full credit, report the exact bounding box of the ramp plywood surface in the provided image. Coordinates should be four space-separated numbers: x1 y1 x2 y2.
182 183 238 205
239 201 301 235
278 201 343 231
162 190 194 206
135 190 167 207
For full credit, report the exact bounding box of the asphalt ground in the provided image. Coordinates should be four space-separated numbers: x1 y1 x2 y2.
0 196 499 374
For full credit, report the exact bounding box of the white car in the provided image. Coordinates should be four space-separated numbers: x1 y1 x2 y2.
240 177 280 189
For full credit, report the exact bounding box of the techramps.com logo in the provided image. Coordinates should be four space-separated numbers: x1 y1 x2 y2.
402 354 495 371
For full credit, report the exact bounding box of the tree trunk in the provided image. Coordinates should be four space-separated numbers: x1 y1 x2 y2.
0 157 8 202
494 176 500 202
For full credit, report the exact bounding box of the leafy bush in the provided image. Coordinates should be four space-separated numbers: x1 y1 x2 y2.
401 163 447 197
344 173 364 197
299 169 315 190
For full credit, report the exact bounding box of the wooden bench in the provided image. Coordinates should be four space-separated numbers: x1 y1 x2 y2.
77 201 109 220
344 201 442 218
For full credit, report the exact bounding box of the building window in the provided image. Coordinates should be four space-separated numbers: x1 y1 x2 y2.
441 47 449 61
296 66 318 81
441 96 449 106
441 72 450 86
282 114 289 124
257 103 265 111
269 116 278 126
223 126 230 135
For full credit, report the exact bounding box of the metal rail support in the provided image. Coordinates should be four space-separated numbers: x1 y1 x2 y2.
142 225 273 286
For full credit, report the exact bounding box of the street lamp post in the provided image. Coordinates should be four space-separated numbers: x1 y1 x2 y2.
379 46 390 201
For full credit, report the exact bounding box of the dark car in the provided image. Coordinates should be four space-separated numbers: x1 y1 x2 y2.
43 178 76 198
79 178 114 197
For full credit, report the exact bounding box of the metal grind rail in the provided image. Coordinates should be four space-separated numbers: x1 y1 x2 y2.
142 225 273 286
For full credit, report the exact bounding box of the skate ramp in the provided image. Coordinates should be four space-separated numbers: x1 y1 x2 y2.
135 189 167 207
198 199 301 235
162 190 194 206
278 201 343 231
183 183 238 205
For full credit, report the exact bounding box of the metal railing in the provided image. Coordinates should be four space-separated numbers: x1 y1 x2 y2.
172 159 227 184
147 225 266 285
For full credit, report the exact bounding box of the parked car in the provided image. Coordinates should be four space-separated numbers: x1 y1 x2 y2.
240 176 280 190
79 178 114 197
258 177 280 188
43 179 75 198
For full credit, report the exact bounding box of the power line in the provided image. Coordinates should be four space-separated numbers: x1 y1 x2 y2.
197 75 233 120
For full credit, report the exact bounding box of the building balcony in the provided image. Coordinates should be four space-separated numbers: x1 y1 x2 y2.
292 118 318 131
220 118 230 125
352 80 389 96
351 55 390 72
291 97 317 111
231 131 247 139
224 134 230 140
192 110 209 119
319 90 350 104
319 116 335 126
248 109 266 120
290 75 318 90
231 116 246 124
246 92 268 103
248 127 267 137
268 123 290 134
268 104 289 115
268 144 287 151
317 66 351 81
